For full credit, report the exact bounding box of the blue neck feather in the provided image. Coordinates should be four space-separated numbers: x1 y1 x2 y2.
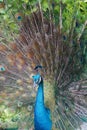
34 80 52 130
35 81 44 106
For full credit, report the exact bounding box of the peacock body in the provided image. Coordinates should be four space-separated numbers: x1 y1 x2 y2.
0 0 87 130
32 73 52 130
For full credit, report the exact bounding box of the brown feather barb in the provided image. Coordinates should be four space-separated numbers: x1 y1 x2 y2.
0 2 87 130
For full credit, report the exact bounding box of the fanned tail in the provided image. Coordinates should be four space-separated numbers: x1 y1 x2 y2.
0 1 87 130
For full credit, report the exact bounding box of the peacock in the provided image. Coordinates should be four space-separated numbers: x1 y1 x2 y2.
0 0 87 130
32 67 52 130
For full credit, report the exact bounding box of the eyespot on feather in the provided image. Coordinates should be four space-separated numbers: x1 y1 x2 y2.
15 13 23 21
0 65 6 72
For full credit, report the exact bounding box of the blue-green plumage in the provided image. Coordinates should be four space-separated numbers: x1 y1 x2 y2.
32 74 52 130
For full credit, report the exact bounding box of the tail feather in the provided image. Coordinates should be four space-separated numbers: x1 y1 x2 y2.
0 2 87 130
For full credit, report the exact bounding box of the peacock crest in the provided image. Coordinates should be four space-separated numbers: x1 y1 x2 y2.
0 0 87 130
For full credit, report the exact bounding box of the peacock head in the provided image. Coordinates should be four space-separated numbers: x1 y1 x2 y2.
32 65 43 87
32 73 43 87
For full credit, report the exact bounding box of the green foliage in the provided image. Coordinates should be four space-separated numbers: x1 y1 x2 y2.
0 0 87 36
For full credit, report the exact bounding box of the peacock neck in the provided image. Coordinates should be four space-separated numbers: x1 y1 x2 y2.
35 81 44 106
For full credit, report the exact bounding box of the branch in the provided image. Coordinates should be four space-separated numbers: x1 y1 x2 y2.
77 20 87 42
